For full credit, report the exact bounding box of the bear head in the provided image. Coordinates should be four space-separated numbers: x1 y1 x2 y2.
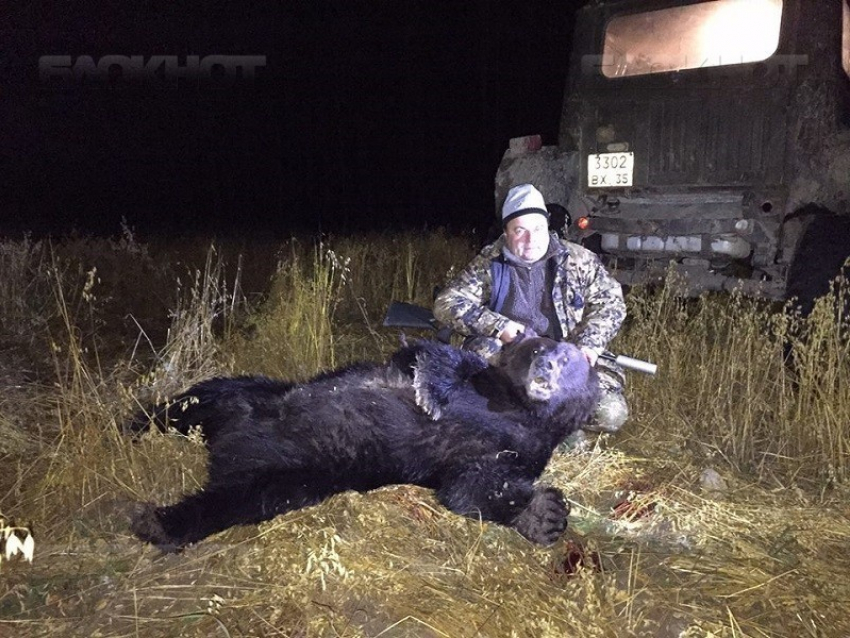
496 336 596 406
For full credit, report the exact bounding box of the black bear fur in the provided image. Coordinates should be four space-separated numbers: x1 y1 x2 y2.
128 336 599 552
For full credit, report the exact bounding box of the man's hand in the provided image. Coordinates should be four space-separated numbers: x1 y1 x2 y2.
498 321 527 344
580 346 601 366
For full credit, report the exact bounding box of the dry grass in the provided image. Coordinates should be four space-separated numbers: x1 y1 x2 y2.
1 233 849 637
620 271 850 486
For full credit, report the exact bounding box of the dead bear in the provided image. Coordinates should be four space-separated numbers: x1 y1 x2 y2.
128 336 599 552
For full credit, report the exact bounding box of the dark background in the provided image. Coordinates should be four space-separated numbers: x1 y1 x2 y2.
3 1 585 238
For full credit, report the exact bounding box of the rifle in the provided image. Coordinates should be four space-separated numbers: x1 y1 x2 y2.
383 301 657 376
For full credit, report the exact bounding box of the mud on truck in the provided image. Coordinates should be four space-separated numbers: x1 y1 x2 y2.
496 0 850 313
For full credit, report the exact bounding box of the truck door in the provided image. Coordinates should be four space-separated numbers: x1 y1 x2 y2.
574 0 792 192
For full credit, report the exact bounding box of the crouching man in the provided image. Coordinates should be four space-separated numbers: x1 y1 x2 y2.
434 183 629 440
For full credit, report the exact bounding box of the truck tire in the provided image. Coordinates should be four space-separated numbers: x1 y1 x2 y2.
784 209 850 317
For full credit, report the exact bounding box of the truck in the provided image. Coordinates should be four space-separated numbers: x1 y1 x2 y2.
495 0 850 312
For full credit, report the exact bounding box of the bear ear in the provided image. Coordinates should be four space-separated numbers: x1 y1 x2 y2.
413 351 451 420
512 328 538 345
411 342 487 420
512 332 528 345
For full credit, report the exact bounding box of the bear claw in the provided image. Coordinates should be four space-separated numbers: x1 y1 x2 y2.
512 487 569 546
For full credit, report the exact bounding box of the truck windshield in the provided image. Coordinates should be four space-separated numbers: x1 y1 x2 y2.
602 0 783 78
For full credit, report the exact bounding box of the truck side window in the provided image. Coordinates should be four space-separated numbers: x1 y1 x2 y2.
843 0 850 79
602 0 783 78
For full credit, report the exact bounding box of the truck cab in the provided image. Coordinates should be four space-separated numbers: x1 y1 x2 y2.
496 0 850 307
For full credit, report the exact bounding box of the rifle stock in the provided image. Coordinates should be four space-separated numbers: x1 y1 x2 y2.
382 301 437 330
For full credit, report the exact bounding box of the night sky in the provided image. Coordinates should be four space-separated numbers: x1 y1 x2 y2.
3 1 585 238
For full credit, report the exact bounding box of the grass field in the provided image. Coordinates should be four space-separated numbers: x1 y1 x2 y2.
1 231 849 637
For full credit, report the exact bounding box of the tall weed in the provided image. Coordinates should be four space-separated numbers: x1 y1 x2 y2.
620 273 850 484
226 233 476 376
784 274 850 482
23 244 238 536
227 241 350 378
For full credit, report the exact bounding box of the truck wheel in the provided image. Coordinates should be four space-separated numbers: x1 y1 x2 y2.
784 210 850 317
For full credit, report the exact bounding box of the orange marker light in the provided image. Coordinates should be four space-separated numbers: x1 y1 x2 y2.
577 217 591 230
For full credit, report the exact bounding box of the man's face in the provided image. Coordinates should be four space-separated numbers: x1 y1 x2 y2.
505 213 550 263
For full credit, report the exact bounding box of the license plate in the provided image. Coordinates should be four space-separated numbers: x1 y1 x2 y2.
587 152 634 188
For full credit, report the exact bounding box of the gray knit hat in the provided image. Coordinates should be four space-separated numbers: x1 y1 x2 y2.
501 184 549 226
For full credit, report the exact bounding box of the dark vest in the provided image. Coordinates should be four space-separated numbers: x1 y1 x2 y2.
488 258 563 340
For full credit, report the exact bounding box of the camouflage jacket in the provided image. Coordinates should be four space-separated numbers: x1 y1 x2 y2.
433 234 626 351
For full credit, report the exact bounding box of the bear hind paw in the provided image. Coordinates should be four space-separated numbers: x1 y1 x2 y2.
130 502 185 553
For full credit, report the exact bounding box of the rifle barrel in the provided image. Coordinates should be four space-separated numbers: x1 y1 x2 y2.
601 352 657 375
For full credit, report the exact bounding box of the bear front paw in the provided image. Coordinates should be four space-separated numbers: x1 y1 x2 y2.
511 486 569 546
